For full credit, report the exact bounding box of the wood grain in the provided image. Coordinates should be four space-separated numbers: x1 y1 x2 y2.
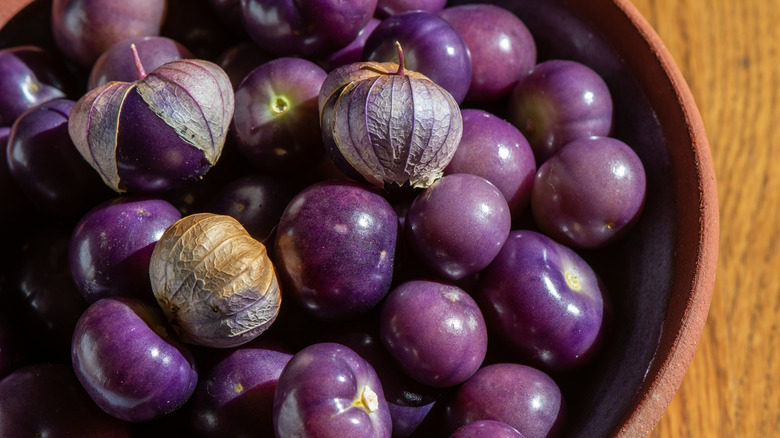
629 0 780 436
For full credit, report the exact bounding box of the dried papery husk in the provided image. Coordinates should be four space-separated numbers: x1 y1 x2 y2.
68 58 234 192
149 213 281 348
318 54 463 189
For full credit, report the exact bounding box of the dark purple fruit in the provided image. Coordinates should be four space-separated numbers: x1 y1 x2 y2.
479 230 606 372
68 195 182 303
275 180 398 321
273 342 392 437
71 297 198 422
445 363 565 438
380 280 487 388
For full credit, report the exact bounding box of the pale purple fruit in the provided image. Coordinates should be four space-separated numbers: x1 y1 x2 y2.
51 0 167 68
479 230 606 372
274 180 398 321
438 3 536 101
68 195 182 303
507 59 614 163
273 342 392 438
450 420 525 438
0 364 132 437
71 297 198 422
380 280 487 388
88 36 193 89
443 109 536 218
445 363 565 438
363 11 471 104
531 136 646 248
190 340 293 437
232 57 328 174
405 173 511 281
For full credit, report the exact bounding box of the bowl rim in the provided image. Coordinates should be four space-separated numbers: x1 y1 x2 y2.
577 0 719 436
0 0 29 29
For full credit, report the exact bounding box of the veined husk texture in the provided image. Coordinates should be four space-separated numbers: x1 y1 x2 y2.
68 59 234 192
319 61 463 189
149 213 281 348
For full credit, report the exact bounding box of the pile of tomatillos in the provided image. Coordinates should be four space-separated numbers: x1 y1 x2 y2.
0 0 648 437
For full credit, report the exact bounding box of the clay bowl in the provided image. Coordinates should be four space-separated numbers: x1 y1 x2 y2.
0 0 718 436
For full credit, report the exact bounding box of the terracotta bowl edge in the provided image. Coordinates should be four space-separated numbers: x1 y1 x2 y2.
608 0 720 436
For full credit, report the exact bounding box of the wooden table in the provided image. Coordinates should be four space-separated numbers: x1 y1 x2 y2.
1 0 776 436
628 0 780 437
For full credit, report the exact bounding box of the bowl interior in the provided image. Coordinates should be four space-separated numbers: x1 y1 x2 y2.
0 1 718 436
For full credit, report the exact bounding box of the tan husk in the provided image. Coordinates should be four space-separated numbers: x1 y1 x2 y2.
149 213 281 348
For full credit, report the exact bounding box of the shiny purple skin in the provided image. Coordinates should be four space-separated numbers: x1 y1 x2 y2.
13 228 89 359
376 0 446 17
71 297 198 422
443 109 536 218
88 36 193 90
445 363 565 438
274 180 398 321
5 98 111 216
273 342 392 438
51 0 167 68
190 341 293 437
507 59 614 163
405 173 511 281
318 17 381 72
322 318 441 437
438 3 536 102
204 173 299 246
216 41 273 89
531 136 647 248
115 89 216 193
0 363 132 437
380 280 487 388
479 230 606 372
68 195 182 303
240 0 378 57
0 46 69 127
450 420 525 438
232 57 327 174
363 11 471 104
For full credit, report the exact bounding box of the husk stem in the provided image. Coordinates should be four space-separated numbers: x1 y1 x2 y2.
394 41 405 76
